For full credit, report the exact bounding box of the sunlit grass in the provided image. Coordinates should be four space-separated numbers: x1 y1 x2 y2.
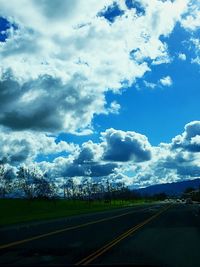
0 198 150 226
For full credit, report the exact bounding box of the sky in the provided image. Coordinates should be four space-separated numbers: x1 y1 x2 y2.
0 0 200 188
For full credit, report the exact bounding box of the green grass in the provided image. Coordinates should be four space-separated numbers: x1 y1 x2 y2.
0 198 150 227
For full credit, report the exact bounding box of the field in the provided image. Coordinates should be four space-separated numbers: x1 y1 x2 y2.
0 198 149 227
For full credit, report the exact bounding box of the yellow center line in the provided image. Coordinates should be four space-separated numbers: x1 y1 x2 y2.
75 204 172 265
0 206 150 250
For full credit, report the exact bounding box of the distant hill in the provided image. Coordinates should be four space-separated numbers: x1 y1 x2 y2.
133 178 200 196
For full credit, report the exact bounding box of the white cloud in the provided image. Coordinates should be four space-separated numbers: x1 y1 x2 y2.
172 121 200 152
131 121 200 187
144 80 157 89
1 1 200 188
106 101 121 115
71 129 94 136
105 121 200 187
0 0 189 133
181 0 200 31
159 76 173 87
101 128 152 162
0 129 76 165
34 128 153 182
178 53 187 60
2 121 200 188
189 38 200 65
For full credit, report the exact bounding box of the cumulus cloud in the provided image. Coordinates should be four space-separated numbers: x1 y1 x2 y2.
106 101 121 115
156 148 200 180
126 147 199 188
39 121 200 186
2 121 200 188
44 155 118 179
0 129 75 165
1 1 200 189
181 0 200 31
37 128 153 181
101 128 152 162
178 53 186 60
56 122 200 187
126 122 200 187
172 121 200 152
109 172 134 186
74 141 103 164
38 138 118 178
159 76 173 87
0 0 189 133
0 74 105 132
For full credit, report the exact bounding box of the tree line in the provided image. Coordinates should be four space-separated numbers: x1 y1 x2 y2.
0 164 141 201
0 165 55 199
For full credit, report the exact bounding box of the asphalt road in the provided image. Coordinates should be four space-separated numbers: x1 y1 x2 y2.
0 202 200 266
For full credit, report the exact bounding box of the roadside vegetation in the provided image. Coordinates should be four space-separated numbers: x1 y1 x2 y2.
182 187 200 202
0 198 151 227
0 164 167 227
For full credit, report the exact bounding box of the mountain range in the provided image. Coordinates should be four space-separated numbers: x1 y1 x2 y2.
133 178 200 196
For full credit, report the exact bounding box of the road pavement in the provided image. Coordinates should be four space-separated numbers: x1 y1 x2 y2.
0 202 200 266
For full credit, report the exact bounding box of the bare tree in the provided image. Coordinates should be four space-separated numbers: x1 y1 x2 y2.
0 165 13 198
63 178 76 199
16 167 56 199
16 166 35 199
37 180 55 198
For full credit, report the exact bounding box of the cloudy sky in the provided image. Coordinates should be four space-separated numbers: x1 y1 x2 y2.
0 0 200 188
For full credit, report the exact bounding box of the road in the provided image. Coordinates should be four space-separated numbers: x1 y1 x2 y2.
0 202 200 266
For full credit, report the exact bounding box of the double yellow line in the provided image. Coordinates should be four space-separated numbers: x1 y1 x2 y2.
0 206 149 250
76 204 172 265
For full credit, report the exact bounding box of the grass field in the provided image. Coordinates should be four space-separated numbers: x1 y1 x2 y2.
0 198 150 227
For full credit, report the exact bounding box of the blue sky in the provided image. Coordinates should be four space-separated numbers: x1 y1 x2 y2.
95 25 200 145
0 0 200 188
57 22 200 146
